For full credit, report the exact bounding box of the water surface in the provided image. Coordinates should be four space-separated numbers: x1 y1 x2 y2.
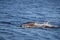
0 0 60 40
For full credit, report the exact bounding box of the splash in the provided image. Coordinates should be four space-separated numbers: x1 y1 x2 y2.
20 21 58 28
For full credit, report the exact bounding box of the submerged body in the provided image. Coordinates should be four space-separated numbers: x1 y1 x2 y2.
20 22 58 28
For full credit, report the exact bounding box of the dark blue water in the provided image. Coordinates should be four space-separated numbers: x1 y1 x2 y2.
0 0 60 40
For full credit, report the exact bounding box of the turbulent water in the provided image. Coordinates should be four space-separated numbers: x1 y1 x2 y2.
0 0 60 40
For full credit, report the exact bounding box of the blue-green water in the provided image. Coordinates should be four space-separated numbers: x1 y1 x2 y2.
0 0 60 40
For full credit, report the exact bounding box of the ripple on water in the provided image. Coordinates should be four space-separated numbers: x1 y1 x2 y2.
0 36 6 40
0 0 60 40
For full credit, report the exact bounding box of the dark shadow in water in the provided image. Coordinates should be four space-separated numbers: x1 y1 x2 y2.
0 21 11 24
0 21 16 26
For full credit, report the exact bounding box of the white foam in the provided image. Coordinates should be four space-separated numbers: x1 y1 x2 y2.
34 21 56 27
